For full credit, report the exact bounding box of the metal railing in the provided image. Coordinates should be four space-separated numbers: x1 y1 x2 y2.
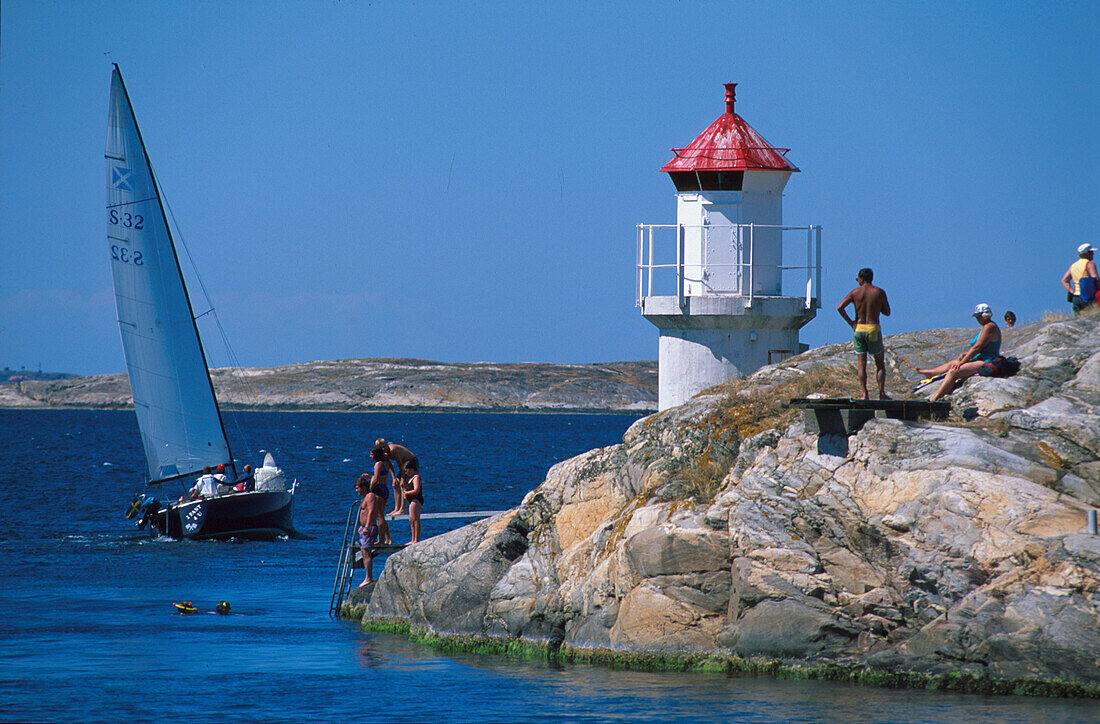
636 223 821 309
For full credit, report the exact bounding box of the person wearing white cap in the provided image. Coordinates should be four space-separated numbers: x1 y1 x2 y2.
916 304 1002 402
1061 243 1098 314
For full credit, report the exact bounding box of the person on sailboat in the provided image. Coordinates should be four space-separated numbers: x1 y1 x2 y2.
181 466 220 501
234 464 255 492
214 464 236 494
373 439 419 517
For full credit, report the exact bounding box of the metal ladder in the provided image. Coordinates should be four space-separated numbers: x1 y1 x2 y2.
329 501 361 617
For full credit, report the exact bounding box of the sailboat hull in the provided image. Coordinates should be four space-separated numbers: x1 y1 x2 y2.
157 491 296 541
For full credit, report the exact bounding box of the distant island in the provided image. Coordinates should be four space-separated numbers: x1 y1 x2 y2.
0 368 75 384
0 358 657 413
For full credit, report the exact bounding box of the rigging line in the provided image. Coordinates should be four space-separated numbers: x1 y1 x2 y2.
107 196 158 209
154 173 279 463
156 174 217 314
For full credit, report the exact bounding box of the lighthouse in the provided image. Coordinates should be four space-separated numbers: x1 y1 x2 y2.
637 83 821 411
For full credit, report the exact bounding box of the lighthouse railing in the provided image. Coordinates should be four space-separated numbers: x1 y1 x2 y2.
635 223 822 309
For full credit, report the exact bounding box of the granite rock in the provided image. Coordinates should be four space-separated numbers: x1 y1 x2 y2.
363 314 1100 685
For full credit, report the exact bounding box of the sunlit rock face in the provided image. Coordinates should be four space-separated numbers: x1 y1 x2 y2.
365 314 1100 685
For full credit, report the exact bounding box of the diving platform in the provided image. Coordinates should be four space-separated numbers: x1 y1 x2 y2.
788 397 950 436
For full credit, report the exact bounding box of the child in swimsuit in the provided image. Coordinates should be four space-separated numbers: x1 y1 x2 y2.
401 459 424 543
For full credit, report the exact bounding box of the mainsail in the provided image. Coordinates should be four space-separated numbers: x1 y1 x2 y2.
105 66 233 483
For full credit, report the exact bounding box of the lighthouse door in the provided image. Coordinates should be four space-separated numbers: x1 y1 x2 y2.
702 203 743 295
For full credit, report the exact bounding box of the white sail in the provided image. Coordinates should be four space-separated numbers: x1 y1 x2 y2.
105 67 232 482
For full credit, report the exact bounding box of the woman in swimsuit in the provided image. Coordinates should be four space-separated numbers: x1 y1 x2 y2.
401 459 425 543
368 447 392 545
374 438 419 517
916 303 1001 402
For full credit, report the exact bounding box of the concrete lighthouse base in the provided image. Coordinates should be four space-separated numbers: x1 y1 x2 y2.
642 295 817 411
656 327 802 410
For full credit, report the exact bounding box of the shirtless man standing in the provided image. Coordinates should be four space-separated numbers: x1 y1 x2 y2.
354 475 377 586
837 268 891 400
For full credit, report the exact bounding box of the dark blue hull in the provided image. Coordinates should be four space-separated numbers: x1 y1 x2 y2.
157 490 296 540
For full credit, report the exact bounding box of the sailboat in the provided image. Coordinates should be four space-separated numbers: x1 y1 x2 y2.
107 65 297 540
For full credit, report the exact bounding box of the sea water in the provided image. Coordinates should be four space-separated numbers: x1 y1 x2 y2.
0 409 1094 723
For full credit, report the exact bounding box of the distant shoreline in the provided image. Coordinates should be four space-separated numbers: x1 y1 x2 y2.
0 405 652 415
0 358 659 414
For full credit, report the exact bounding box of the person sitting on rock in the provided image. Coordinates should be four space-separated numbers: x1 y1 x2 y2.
916 303 1001 402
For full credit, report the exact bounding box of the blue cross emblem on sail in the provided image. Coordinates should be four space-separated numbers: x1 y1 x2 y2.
112 166 134 192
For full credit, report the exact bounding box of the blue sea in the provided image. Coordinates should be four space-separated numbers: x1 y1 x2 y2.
0 409 1095 723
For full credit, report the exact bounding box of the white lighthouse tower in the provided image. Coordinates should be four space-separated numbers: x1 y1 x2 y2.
637 83 821 411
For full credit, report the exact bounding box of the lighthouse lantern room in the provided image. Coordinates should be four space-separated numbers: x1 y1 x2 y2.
637 83 821 411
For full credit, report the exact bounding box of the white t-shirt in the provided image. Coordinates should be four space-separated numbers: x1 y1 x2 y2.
195 474 219 497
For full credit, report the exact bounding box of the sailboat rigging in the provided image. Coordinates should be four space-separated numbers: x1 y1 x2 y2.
107 65 297 540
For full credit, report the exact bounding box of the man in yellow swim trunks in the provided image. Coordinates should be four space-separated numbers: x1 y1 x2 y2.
837 268 891 400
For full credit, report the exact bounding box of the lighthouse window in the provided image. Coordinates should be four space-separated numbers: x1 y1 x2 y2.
669 172 700 192
696 171 744 191
669 170 744 191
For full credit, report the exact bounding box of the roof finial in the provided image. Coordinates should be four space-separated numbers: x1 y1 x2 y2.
724 82 737 114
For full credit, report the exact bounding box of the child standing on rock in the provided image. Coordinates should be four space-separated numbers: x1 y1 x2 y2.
401 459 425 543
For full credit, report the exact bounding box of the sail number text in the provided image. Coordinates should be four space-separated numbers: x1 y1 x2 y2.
108 209 145 230
111 245 144 265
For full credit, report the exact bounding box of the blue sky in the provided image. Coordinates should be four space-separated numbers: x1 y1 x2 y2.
2 1 1096 375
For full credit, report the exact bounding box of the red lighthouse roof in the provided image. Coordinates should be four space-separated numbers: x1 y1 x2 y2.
660 83 798 173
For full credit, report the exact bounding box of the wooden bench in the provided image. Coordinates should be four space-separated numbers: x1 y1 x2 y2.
788 397 950 436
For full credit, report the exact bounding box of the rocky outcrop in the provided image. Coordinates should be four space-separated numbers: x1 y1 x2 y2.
363 314 1100 688
0 358 656 413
